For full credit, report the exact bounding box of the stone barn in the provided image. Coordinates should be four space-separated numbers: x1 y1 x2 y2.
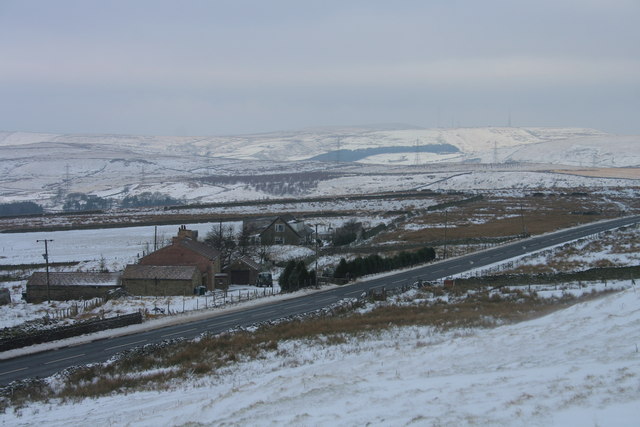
24 272 121 303
121 265 200 296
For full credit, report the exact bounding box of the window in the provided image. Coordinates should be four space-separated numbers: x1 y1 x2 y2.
275 224 285 232
274 237 284 244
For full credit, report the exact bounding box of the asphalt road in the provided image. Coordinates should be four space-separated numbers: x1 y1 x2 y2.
1 214 638 386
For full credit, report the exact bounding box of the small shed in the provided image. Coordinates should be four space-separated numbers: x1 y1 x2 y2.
226 256 260 285
25 272 121 303
122 265 200 296
214 273 229 290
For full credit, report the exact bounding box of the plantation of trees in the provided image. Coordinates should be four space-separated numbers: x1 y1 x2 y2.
121 192 182 208
333 247 436 280
0 201 43 217
278 261 317 292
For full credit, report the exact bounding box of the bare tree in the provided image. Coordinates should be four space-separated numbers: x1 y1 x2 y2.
205 223 237 267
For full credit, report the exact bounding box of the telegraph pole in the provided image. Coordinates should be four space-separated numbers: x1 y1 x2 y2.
315 224 319 288
37 239 54 302
519 203 527 237
443 210 448 260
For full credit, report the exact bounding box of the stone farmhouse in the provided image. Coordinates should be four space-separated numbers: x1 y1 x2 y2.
135 226 221 291
258 216 314 246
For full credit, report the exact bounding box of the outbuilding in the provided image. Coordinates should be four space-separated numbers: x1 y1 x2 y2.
226 256 260 285
24 272 121 303
121 265 200 296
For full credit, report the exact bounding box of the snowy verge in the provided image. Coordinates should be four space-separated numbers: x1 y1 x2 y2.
3 284 639 425
0 284 339 361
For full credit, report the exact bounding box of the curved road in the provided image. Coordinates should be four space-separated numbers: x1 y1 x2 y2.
1 215 638 385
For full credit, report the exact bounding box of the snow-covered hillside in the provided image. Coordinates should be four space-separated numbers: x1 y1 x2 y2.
4 285 639 426
0 126 614 163
0 126 638 207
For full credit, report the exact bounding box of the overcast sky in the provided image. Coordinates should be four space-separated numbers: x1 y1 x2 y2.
1 0 639 136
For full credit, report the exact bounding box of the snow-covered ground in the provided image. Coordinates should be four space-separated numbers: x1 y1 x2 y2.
0 222 227 269
3 283 639 426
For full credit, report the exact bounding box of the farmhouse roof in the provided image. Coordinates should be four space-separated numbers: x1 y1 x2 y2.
258 216 302 238
122 265 199 280
176 238 220 260
27 272 121 287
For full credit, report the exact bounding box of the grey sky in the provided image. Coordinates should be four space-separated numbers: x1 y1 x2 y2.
1 0 638 135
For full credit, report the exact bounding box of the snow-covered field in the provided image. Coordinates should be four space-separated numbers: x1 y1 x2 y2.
3 283 639 426
0 222 225 269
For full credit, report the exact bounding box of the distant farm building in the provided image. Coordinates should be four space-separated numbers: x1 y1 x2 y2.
138 226 221 290
24 272 121 303
121 265 200 296
258 216 314 245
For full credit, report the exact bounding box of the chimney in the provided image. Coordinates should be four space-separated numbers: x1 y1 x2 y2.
173 225 198 243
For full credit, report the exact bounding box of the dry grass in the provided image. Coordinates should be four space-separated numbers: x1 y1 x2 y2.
378 193 631 246
553 168 640 179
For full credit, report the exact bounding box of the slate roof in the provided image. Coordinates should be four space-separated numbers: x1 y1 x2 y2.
177 239 220 260
27 272 121 287
258 216 302 238
122 265 199 281
230 256 260 271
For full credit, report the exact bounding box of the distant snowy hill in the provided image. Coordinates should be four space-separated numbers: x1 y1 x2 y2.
0 126 638 206
0 126 623 165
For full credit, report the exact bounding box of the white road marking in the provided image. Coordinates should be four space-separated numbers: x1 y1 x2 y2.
104 339 148 351
0 367 28 376
44 353 86 365
160 328 197 338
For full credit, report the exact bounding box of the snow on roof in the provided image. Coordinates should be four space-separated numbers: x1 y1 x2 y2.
232 256 260 271
26 272 121 287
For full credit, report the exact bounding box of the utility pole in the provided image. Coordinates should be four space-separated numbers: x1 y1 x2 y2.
315 224 319 288
493 141 498 166
519 203 527 237
443 210 448 260
37 239 54 302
